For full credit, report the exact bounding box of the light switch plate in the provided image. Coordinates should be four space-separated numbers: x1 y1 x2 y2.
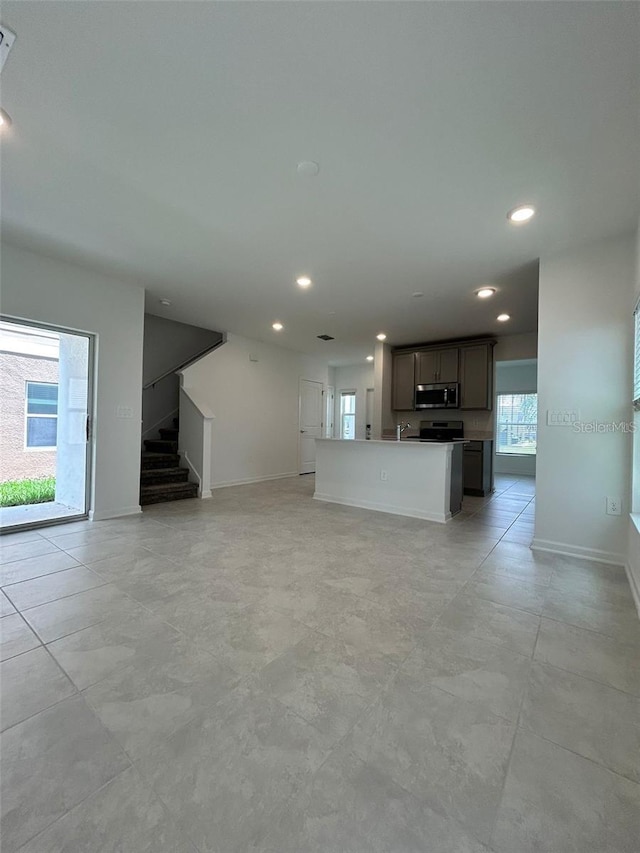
116 406 133 419
547 410 580 427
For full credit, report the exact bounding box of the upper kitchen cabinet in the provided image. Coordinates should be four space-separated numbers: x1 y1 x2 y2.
437 348 459 383
459 343 494 410
416 348 459 384
392 352 416 410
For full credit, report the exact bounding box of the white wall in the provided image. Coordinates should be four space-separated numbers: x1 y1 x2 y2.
535 234 635 565
182 333 331 488
333 363 375 439
373 342 394 440
1 242 145 519
494 359 538 476
494 332 538 362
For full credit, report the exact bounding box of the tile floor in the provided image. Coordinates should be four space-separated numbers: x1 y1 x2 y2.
1 474 639 852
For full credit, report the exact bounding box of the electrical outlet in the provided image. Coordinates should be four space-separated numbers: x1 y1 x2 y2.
380 470 388 482
606 496 621 516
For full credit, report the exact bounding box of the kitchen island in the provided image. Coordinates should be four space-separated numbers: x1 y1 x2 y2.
313 438 463 523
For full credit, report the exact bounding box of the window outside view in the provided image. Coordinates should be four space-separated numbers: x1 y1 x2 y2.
340 391 356 440
496 393 537 455
0 323 60 508
0 319 90 526
26 381 59 448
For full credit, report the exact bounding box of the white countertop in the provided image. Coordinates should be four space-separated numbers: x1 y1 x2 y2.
316 438 459 446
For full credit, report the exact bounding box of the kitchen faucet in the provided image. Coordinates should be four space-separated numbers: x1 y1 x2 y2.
396 421 412 440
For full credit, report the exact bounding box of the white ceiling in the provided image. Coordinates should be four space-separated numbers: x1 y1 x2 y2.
1 2 638 365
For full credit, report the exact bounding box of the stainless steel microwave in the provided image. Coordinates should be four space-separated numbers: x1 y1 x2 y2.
415 383 459 409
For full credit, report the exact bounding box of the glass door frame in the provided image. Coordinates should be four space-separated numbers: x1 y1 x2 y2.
0 314 96 533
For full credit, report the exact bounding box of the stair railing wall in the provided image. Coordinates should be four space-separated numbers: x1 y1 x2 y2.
142 373 180 446
141 335 226 448
178 384 214 499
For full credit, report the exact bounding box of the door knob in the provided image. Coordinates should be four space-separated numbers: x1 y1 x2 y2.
300 429 306 433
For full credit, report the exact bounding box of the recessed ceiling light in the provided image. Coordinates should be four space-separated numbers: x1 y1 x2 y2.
272 322 284 331
376 333 387 341
412 291 424 298
476 287 496 299
296 161 320 177
497 313 511 322
296 276 312 288
159 298 171 306
507 204 535 224
0 109 12 129
366 355 374 362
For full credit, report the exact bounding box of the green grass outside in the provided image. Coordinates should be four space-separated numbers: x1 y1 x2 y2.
0 477 56 507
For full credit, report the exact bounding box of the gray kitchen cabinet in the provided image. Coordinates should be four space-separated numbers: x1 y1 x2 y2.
438 348 459 383
416 348 459 384
463 440 493 496
392 352 416 410
459 343 493 410
416 351 438 384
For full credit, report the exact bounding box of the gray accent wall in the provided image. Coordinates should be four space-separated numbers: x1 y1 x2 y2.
143 314 223 387
142 315 223 439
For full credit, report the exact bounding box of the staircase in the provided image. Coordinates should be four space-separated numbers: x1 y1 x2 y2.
140 423 198 506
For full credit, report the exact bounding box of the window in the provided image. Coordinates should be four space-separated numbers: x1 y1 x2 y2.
25 382 58 449
340 391 356 440
634 300 640 411
496 393 537 455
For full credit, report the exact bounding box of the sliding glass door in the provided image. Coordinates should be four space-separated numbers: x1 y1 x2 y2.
0 317 93 531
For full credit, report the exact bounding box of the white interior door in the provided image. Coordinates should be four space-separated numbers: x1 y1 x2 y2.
299 378 324 474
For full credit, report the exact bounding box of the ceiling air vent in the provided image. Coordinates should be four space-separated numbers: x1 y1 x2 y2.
317 334 335 341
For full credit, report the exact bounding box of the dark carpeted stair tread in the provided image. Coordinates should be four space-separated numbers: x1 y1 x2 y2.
144 439 178 453
140 421 195 505
141 467 190 485
159 428 179 440
141 452 180 470
140 481 198 505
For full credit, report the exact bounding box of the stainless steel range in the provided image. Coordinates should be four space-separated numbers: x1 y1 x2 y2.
419 420 464 442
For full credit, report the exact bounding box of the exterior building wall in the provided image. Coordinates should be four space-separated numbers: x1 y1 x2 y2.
0 353 59 481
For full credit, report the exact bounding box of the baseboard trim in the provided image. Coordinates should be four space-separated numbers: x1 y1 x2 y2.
313 491 449 523
199 489 212 499
89 505 142 521
624 562 640 618
212 472 298 489
530 537 625 567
